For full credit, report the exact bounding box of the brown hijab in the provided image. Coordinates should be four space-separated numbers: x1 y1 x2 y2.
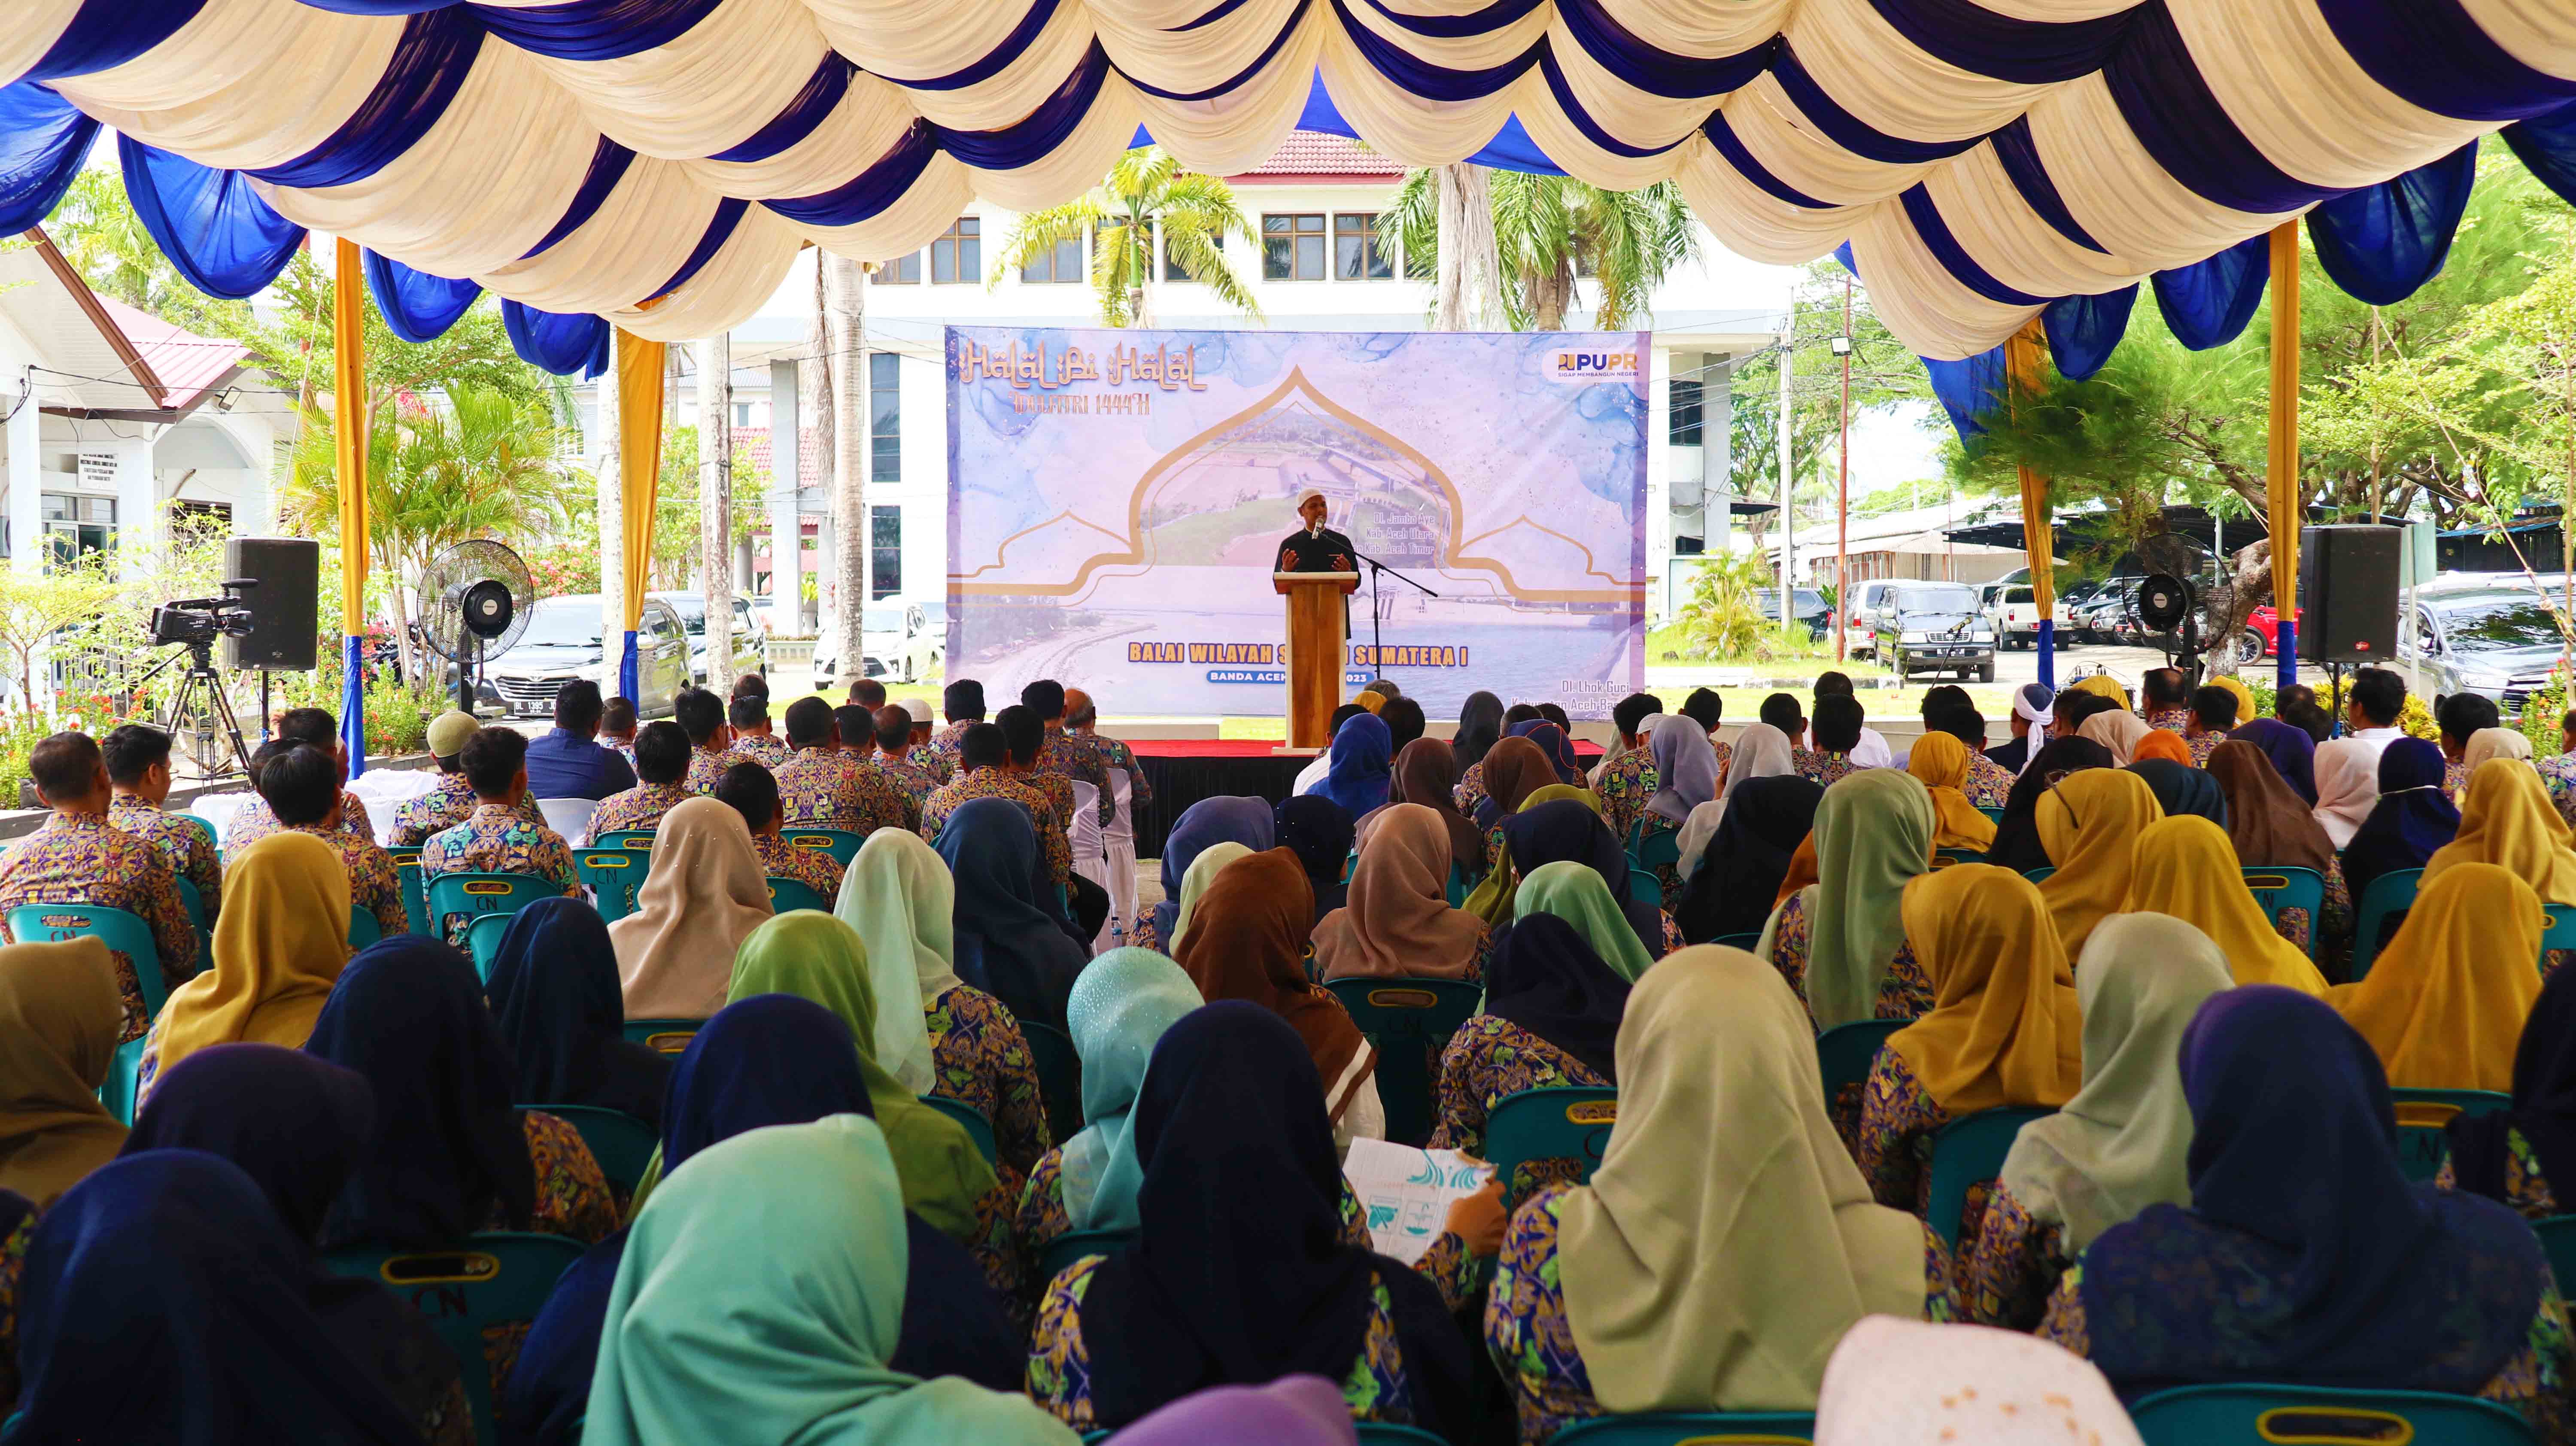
1172 848 1375 1121
1315 805 1486 981
0 938 126 1209
1476 736 1558 826
2205 739 2334 873
1383 736 1483 867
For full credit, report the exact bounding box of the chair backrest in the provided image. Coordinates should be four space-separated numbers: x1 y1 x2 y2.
525 1103 657 1196
1322 978 1487 1147
2391 1088 2512 1183
1021 1019 1084 1144
781 827 864 869
1548 1411 1817 1445
2023 866 2056 882
1103 766 1133 841
1485 1087 1618 1195
621 1018 702 1054
594 829 657 852
1634 825 1682 873
1625 862 1662 909
465 913 513 982
1354 1426 1460 1446
1925 1106 2054 1250
2240 866 2328 961
535 797 598 841
917 1094 999 1166
422 872 556 943
1815 1019 1909 1114
321 1232 585 1445
1931 848 1987 869
1038 1227 1137 1289
2544 904 2576 967
766 876 832 914
1975 805 2005 824
386 846 429 938
348 904 383 949
2126 1383 2540 1446
2351 867 2424 981
1069 779 1104 860
1713 932 1762 952
575 847 651 922
172 877 210 970
2533 1216 2576 1300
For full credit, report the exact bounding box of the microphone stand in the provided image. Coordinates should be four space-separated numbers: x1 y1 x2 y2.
1346 545 1440 683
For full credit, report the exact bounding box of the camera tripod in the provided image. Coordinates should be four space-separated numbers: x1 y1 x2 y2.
124 641 254 782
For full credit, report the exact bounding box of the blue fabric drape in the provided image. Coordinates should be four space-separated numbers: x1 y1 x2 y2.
0 83 100 234
341 635 368 778
1899 185 2047 306
1702 111 1827 207
644 197 747 301
292 0 459 11
1554 0 1770 100
765 124 940 227
936 47 1112 171
1123 0 1314 105
502 302 611 378
362 250 481 345
2105 5 2327 216
472 0 726 63
1772 43 1984 166
1923 348 2010 441
2505 100 2576 209
2307 142 2477 305
1868 0 2134 85
16 0 210 81
619 631 640 704
2152 233 2270 352
1327 0 1538 103
2041 286 2137 382
2315 0 2576 124
523 137 636 260
249 10 482 191
1989 116 2106 254
895 0 1063 91
1294 67 1561 175
118 138 305 301
710 56 853 164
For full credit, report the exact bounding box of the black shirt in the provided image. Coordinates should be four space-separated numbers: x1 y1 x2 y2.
1276 526 1356 576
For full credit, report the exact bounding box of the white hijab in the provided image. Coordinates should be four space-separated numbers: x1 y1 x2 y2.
1720 723 1796 802
2311 739 2381 849
2467 726 2535 771
1815 1317 2142 1446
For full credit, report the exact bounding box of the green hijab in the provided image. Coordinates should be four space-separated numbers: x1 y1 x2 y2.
1466 784 1603 923
586 1116 1077 1446
1793 768 1935 1030
1996 911 2235 1251
1168 842 1251 953
833 829 959 1096
1059 949 1203 1232
1516 860 1655 983
725 912 997 1239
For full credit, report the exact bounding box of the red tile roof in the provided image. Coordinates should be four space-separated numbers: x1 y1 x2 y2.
730 426 823 489
94 295 246 411
1233 131 1405 181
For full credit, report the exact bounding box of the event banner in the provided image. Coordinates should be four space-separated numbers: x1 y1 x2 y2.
945 326 1647 719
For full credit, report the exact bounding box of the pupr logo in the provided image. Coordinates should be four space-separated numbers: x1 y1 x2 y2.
1545 349 1640 383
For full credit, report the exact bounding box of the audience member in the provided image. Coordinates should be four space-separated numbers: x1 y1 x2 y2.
2122 816 2326 993
419 728 582 932
0 731 194 1039
846 676 887 710
483 897 671 1127
835 702 878 758
2540 708 2576 826
2443 958 2576 1218
1815 1317 2143 1446
1430 913 1624 1159
1637 718 1721 896
2125 756 2222 824
2469 726 2537 771
718 759 845 899
611 796 772 1020
1674 775 1818 945
525 678 639 801
775 695 908 836
1491 795 1670 960
1803 695 1871 786
921 679 987 784
2282 697 2336 744
903 695 934 747
2184 684 2239 764
920 720 1075 894
1984 737 2114 875
1506 716 1583 788
2440 691 2504 793
259 742 405 942
1813 671 1893 766
1274 794 1358 920
726 694 788 769
933 797 1089 1033
671 687 732 793
1452 690 1504 777
586 720 696 841
2425 758 2576 910
1990 682 2052 774
1315 803 1485 984
730 672 770 704
2075 706 2152 766
2334 863 2543 1091
2033 767 2160 957
227 707 374 848
1677 686 1724 742
872 702 938 820
2343 736 2463 907
1905 731 1997 854
598 695 639 768
2230 716 2321 804
136 831 349 1106
1023 679 1113 826
2139 666 2191 732
2312 729 2381 849
1764 769 1935 1032
1293 702 1369 798
100 723 222 927
1141 797 1272 954
1307 711 1393 818
0 937 124 1208
391 710 547 844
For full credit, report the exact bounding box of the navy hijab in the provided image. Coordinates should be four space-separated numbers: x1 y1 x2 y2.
934 796 1088 1030
123 1043 376 1243
11 1151 426 1445
1452 690 1505 771
1151 796 1276 944
304 936 536 1249
1275 794 1358 920
2127 759 2227 826
2448 958 2576 1209
1510 719 1584 786
1502 799 1668 959
2081 987 2542 1397
1483 913 1630 1081
2231 718 2321 805
1675 775 1823 944
2343 737 2462 905
1076 1002 1473 1434
1312 712 1393 819
485 897 672 1127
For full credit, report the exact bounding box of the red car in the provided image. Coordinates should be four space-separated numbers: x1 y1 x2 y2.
2235 605 2302 662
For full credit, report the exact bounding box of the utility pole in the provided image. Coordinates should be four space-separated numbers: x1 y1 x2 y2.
698 331 735 692
1835 274 1852 663
1777 305 1795 631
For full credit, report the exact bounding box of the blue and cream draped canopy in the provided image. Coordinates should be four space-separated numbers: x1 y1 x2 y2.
7 0 2576 376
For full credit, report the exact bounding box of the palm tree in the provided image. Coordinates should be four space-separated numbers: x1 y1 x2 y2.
990 147 1262 327
1384 171 1700 331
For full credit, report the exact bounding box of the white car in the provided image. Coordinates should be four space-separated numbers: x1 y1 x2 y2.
1839 579 1902 661
1989 583 2064 650
816 600 945 684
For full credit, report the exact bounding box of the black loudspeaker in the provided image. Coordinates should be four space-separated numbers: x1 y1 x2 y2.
222 537 320 672
2297 525 2402 664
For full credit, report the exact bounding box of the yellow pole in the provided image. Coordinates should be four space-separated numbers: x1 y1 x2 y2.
334 237 368 771
615 329 666 699
2267 220 2302 690
2003 318 2057 688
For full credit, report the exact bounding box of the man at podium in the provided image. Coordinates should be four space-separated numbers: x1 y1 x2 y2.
1276 490 1356 576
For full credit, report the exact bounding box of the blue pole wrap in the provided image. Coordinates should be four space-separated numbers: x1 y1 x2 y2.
2275 618 2298 693
619 630 640 702
2036 620 2055 691
340 634 367 778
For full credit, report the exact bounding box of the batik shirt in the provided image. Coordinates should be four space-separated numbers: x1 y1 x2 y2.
729 732 791 769
1036 731 1113 826
0 813 196 1040
604 736 638 771
874 755 938 823
1594 750 1657 845
107 795 220 930
1764 889 1937 1034
420 805 580 942
1959 1179 2075 1332
1854 1047 2001 1247
1960 751 2016 810
585 783 692 842
225 791 374 853
775 748 909 836
1793 747 1858 788
1075 732 1154 817
927 983 1053 1182
921 771 1073 888
683 748 732 795
1429 1016 1609 1188
387 773 547 847
2144 705 2194 733
2187 730 2226 766
1016 1162 1383 1317
290 823 407 944
1454 760 1490 821
920 721 975 786
751 832 845 900
2540 755 2576 828
2436 1126 2562 1221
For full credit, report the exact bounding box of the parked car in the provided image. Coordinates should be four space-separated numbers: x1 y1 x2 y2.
1756 586 1834 641
1872 581 1996 682
2234 604 2303 663
2399 577 2569 715
815 599 946 685
660 591 768 684
1839 579 1904 661
482 594 692 719
1986 583 2067 650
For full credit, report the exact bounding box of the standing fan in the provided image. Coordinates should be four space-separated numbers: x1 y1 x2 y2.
418 540 536 713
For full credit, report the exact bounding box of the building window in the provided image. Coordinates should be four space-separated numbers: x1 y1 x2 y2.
1334 213 1393 280
869 352 900 484
41 494 112 565
733 401 756 429
1021 232 1083 283
871 505 901 600
881 252 921 284
1262 213 1326 281
930 218 980 284
1670 379 1704 446
1673 535 1705 556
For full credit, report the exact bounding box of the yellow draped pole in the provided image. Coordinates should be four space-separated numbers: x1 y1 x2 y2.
334 237 369 772
2267 220 2303 691
615 329 666 700
2003 318 2057 690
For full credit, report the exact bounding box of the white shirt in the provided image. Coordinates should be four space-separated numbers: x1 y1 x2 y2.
1807 724 1893 769
1293 750 1332 796
2324 726 2405 777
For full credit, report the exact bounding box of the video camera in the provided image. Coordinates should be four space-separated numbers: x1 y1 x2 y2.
149 579 258 650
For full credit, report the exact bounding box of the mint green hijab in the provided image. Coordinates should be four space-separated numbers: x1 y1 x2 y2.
586 1116 1078 1446
1793 768 1934 1031
1516 860 1655 982
1060 949 1203 1232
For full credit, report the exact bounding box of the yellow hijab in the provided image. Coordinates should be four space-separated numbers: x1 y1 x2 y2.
2206 674 2256 729
2423 758 2576 906
1887 865 2084 1116
1904 731 1996 852
2119 815 2327 995
145 831 350 1090
2329 861 2543 1091
2034 768 2162 959
0 939 125 1209
2066 674 2130 708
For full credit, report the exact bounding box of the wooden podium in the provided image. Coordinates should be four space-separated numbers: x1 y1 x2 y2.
1276 570 1358 748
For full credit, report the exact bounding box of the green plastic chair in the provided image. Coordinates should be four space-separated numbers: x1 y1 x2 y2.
8 903 162 1125
1038 1227 1136 1287
2023 866 2056 883
1485 1087 1618 1194
2392 1088 2511 1183
1021 1019 1084 1144
1354 1428 1455 1446
1634 824 1681 880
781 827 866 869
1323 977 1485 1147
919 1094 999 1166
1930 848 1988 869
1446 863 1469 907
1625 859 1662 908
2127 1383 2539 1445
321 1232 584 1445
2544 905 2576 969
594 829 656 852
423 872 556 948
1975 805 2005 824
2534 1216 2576 1294
1714 932 1762 952
465 913 513 982
2350 867 2423 981
1816 1019 1908 1114
1551 1412 1816 1444
621 1018 702 1054
576 847 651 922
1925 1106 2054 1250
527 1103 657 1195
766 876 833 913
348 904 383 949
172 876 211 974
2241 866 2329 961
386 846 428 938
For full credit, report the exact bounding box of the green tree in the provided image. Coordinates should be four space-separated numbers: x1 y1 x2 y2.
645 424 772 590
1382 171 1699 331
1726 263 1937 549
990 148 1262 327
1674 552 1817 662
0 556 129 713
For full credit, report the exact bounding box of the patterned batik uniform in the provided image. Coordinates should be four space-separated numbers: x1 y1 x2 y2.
387 773 547 847
1958 1179 2075 1332
1793 747 1858 788
2144 706 2194 732
421 805 580 942
2540 755 2576 827
919 720 975 786
1853 1047 2007 1249
1454 760 1489 820
2435 1126 2562 1220
776 749 911 836
2187 730 2225 766
1428 1016 1609 1192
1075 732 1154 815
683 748 732 795
921 771 1073 889
1593 750 1656 845
585 783 693 842
1035 731 1113 825
0 813 196 1039
1764 890 1937 1030
927 983 1053 1182
289 823 407 944
751 832 846 899
874 756 938 822
729 733 791 769
108 795 221 930
225 790 375 852
1960 752 2015 809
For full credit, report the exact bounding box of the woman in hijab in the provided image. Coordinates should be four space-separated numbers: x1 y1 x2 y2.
587 1116 1077 1446
1510 718 1585 787
1984 737 2114 875
1640 719 1721 886
838 827 1051 1186
2119 816 2326 993
1014 950 1203 1276
936 797 1090 1032
137 829 351 1104
2130 729 2193 766
1172 849 1383 1144
1905 731 1999 853
1141 796 1273 952
2126 759 2224 825
307 936 617 1250
2039 988 2566 1436
9 1152 434 1446
2329 862 2544 1092
2312 738 2380 850
2065 674 2131 708
1760 769 1937 1032
1487 947 1944 1439
1165 841 1252 956
610 796 771 1021
1965 914 2236 1331
1315 804 1488 983
1307 711 1392 819
1675 775 1822 945
2076 708 2154 767
1109 1377 1358 1446
2470 727 2538 770
1516 861 1657 986
1472 735 1565 833
1495 797 1675 959
1857 866 2082 1223
1275 794 1358 920
2033 767 2163 959
1030 1002 1476 1436
2345 737 2464 907
483 899 671 1127
1431 914 1626 1161
2426 757 2576 909
2204 735 2352 956
1452 690 1505 775
1816 1318 2143 1446
2231 717 2321 804
1380 736 1483 881
0 939 124 1209
1719 720 1797 798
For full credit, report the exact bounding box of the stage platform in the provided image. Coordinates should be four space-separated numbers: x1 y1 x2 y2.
1125 735 1603 858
